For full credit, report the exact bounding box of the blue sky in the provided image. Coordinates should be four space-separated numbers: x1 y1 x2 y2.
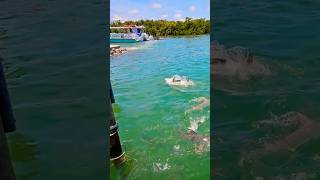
110 0 210 21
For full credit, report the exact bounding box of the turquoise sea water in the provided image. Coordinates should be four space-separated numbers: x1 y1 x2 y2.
111 35 210 179
213 0 320 179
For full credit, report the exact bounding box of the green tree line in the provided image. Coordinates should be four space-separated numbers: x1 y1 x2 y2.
111 18 210 37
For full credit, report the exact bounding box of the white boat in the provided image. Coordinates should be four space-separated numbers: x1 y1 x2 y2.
110 26 153 43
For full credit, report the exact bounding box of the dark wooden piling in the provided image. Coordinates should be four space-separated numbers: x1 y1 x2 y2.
0 59 16 180
0 121 16 180
109 84 125 163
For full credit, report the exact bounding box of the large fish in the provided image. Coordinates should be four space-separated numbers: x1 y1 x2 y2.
211 41 271 80
189 97 210 112
240 112 320 165
177 128 210 154
165 75 194 87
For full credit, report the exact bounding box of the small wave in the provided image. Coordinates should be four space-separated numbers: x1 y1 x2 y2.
121 41 156 51
125 47 140 51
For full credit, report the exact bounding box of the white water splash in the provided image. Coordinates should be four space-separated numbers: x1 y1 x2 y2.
165 75 195 87
173 144 180 151
153 158 171 172
188 116 206 132
125 47 140 51
124 41 156 51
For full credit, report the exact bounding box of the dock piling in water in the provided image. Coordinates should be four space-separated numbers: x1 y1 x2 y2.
0 59 16 133
0 58 16 180
109 84 125 164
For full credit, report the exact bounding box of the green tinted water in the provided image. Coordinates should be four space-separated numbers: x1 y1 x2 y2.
111 36 210 179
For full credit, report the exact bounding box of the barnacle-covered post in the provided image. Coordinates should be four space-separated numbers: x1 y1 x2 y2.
109 84 125 163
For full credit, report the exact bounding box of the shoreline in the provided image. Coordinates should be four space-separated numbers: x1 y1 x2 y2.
110 35 208 56
110 45 127 56
156 33 209 39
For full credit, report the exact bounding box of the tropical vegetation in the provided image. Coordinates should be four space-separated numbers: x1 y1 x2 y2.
110 18 210 37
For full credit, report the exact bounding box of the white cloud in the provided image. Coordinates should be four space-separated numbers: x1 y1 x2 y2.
174 13 184 21
189 5 196 12
174 13 182 19
112 15 125 22
160 14 168 19
129 9 139 15
152 3 162 9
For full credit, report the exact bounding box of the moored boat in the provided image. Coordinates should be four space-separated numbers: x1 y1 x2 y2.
110 26 153 43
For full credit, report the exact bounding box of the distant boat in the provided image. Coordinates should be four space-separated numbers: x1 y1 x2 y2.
110 25 153 43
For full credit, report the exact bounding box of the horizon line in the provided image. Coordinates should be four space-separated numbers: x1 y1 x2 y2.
110 17 211 23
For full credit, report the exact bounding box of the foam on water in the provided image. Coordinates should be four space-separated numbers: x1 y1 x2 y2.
188 116 206 132
153 158 171 172
125 47 140 51
165 75 195 87
173 144 180 151
118 40 157 51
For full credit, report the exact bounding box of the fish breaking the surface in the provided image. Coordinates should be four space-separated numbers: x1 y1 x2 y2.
240 112 320 165
165 75 194 87
187 97 210 112
188 116 206 132
177 128 210 154
211 41 271 80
